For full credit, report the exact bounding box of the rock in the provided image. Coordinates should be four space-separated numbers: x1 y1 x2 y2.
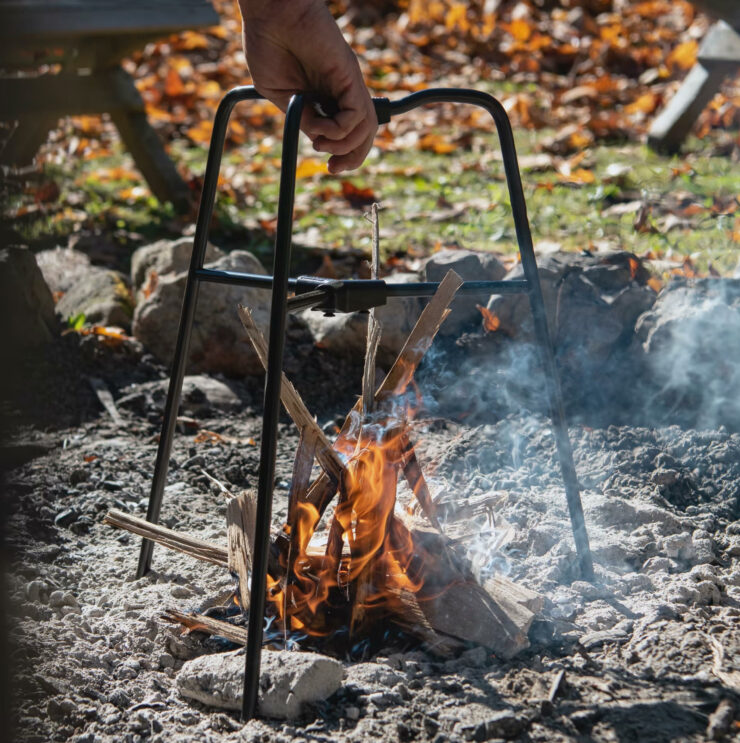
133 250 271 376
177 649 343 718
634 279 740 430
130 236 224 302
344 662 406 693
118 374 241 418
486 251 655 411
0 246 58 352
423 249 506 335
707 699 735 740
56 267 134 330
301 272 423 366
35 247 92 294
454 704 526 741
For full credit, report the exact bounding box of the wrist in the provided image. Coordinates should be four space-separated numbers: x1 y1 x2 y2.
239 0 322 23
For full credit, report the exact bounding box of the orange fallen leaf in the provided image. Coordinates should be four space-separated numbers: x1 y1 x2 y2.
186 120 214 145
164 68 185 97
558 168 595 185
667 40 698 72
647 276 663 292
295 158 328 179
626 92 658 116
419 133 456 154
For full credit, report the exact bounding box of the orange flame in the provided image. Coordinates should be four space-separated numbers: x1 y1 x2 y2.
265 410 429 638
477 304 501 332
628 256 639 280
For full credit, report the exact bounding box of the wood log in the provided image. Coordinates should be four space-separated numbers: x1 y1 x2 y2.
163 609 248 646
485 575 544 614
227 491 257 612
392 514 534 658
104 509 228 567
237 305 344 481
416 580 530 659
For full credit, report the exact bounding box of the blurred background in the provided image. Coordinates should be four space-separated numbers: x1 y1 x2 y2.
1 0 739 278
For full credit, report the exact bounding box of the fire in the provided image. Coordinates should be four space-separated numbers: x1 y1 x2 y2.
265 412 429 639
477 304 501 332
628 256 639 279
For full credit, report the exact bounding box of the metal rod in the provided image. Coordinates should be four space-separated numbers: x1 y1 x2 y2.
286 290 327 312
476 94 595 581
195 270 528 298
194 268 297 289
386 280 528 297
242 93 304 721
382 89 593 580
136 86 261 578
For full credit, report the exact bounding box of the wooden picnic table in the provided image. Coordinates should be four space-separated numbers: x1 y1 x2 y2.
0 0 220 210
648 0 740 152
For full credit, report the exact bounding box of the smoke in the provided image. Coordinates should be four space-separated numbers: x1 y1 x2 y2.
412 274 740 433
632 278 740 432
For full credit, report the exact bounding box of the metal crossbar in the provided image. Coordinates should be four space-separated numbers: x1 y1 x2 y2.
134 85 594 721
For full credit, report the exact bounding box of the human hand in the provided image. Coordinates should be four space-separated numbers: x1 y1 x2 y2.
238 0 377 173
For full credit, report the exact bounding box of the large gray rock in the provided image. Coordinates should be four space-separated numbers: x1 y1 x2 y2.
485 251 655 408
35 247 91 295
55 268 134 330
301 273 423 366
424 249 506 335
131 236 224 302
634 278 740 430
0 246 57 351
177 649 343 718
132 250 270 376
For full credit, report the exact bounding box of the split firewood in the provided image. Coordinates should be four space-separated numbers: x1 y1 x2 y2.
361 202 383 418
392 514 533 657
399 433 441 530
164 609 248 646
485 575 544 614
304 268 464 520
285 428 320 616
105 506 284 578
227 490 257 612
237 304 344 481
104 509 228 567
287 429 319 529
391 588 463 657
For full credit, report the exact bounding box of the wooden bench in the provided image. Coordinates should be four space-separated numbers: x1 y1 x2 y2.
0 0 219 210
648 0 740 152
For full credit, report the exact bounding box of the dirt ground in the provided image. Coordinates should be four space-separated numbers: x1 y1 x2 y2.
2 326 740 743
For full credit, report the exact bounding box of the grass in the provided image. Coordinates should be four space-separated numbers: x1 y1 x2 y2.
5 114 739 277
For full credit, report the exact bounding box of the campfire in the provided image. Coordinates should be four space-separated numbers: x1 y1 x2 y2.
105 264 542 663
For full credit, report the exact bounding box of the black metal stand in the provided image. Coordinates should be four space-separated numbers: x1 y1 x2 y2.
134 85 594 720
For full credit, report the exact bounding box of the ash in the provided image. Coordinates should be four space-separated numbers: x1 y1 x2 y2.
4 296 740 743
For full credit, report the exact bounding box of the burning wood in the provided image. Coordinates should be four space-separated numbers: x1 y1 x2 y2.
106 266 540 661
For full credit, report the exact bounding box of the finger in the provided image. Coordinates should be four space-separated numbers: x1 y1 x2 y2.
313 119 370 157
327 132 375 174
302 106 366 142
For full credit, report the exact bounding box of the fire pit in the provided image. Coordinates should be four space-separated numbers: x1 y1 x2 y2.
119 86 594 720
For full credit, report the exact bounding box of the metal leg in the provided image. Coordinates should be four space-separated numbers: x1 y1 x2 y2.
388 89 593 580
136 86 261 578
242 93 304 721
483 96 595 582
